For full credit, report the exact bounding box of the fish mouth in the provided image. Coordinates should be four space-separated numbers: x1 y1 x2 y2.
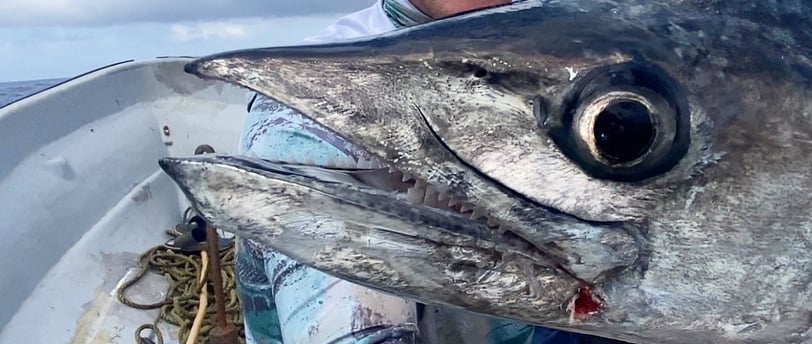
159 153 586 322
159 153 555 270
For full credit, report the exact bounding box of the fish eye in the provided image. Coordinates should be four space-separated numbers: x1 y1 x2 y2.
548 62 690 182
474 68 488 78
593 99 653 163
576 89 666 166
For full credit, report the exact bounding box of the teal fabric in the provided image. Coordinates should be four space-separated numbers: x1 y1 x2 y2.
382 0 530 28
382 0 433 28
235 239 282 344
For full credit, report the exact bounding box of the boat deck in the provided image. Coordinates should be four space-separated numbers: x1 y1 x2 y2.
1 171 188 343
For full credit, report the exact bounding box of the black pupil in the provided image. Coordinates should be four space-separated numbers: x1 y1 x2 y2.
593 100 655 163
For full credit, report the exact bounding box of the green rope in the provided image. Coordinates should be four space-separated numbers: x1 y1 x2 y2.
117 228 245 343
135 323 164 344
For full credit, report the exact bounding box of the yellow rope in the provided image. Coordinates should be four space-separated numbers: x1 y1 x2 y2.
186 250 209 344
117 236 245 343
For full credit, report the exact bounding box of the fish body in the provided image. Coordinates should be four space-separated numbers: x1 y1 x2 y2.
160 1 812 343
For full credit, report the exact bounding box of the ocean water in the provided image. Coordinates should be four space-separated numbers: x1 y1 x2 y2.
0 78 65 108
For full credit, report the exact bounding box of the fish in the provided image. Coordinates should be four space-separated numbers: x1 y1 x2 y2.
158 1 812 343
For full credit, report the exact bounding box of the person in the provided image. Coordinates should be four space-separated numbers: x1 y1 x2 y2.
234 1 601 343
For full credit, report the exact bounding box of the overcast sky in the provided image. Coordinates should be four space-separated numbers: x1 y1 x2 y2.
0 0 374 81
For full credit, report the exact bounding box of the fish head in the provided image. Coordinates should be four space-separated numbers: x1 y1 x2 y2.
162 1 812 343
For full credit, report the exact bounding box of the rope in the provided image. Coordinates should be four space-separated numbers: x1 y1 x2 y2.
117 215 245 344
186 250 208 344
135 323 163 344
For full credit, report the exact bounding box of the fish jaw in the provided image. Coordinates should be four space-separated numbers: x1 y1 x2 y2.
158 155 585 323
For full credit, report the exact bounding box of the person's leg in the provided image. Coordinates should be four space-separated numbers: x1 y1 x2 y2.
234 238 283 344
265 249 418 343
235 94 420 343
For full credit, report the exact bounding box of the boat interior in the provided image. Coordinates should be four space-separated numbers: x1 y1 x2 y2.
0 58 249 344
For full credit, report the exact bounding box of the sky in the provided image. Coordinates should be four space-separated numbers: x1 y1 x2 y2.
0 0 375 81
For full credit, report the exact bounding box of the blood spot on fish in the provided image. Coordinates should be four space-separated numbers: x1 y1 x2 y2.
572 286 604 321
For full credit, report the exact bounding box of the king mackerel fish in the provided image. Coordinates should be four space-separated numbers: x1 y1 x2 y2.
159 1 812 343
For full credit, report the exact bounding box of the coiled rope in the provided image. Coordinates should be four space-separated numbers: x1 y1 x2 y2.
117 212 245 344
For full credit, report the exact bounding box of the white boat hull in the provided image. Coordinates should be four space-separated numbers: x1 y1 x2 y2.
0 58 249 344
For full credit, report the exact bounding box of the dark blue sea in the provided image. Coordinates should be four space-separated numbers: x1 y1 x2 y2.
0 78 65 108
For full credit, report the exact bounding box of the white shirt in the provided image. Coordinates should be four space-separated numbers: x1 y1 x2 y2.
304 0 396 43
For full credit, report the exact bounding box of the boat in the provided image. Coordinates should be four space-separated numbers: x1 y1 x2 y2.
0 57 250 344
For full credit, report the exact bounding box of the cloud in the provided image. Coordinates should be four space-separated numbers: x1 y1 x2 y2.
0 15 345 81
170 22 248 42
0 0 375 27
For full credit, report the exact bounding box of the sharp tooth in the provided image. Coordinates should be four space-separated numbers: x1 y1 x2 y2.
448 198 461 207
437 192 449 202
460 204 474 213
423 187 439 207
486 217 498 228
402 173 413 182
497 226 508 234
470 207 487 220
406 187 425 203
